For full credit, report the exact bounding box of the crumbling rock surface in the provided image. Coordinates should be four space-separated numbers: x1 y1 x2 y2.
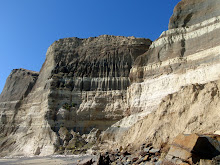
0 68 39 102
169 0 220 29
46 35 151 133
0 68 39 136
0 35 151 156
104 80 220 154
99 2 220 142
129 3 220 113
99 0 220 148
1 0 220 159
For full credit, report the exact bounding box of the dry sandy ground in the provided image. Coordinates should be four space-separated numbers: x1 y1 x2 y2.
0 155 96 165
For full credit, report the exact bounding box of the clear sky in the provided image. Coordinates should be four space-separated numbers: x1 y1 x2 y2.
0 0 181 93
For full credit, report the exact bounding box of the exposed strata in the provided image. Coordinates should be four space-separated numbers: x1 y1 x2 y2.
0 68 39 134
169 0 220 29
0 68 39 102
0 35 151 156
129 12 220 114
47 35 151 133
105 80 220 151
100 0 220 151
1 0 220 159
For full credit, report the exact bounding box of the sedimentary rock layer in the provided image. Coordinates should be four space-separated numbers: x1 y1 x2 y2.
113 80 220 151
128 1 220 114
2 0 220 158
100 0 220 150
169 0 220 29
0 68 39 134
46 35 151 133
0 68 39 102
0 35 151 156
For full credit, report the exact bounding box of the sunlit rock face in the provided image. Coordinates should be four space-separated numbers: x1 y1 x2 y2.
128 0 220 115
0 68 39 103
100 0 220 149
3 0 220 157
47 35 151 133
0 69 39 135
0 35 151 156
169 0 220 29
110 79 220 152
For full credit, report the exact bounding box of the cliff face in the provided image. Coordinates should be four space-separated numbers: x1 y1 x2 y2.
47 36 151 133
100 0 220 150
0 69 39 102
128 0 220 114
111 80 220 151
0 35 151 156
0 69 39 136
169 0 220 29
1 0 220 157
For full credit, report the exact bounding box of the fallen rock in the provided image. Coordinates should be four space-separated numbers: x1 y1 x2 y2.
179 163 190 165
97 153 110 165
149 148 160 154
200 155 220 165
122 151 131 157
78 158 93 165
84 128 101 144
139 151 148 157
165 134 220 164
58 127 72 145
143 155 150 161
131 157 139 162
144 147 152 153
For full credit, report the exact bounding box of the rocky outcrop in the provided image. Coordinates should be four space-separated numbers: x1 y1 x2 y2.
0 68 39 135
0 35 151 156
164 134 220 164
129 0 220 114
104 80 220 156
100 0 220 153
0 68 39 102
169 0 220 29
1 0 220 159
86 133 220 165
47 35 151 133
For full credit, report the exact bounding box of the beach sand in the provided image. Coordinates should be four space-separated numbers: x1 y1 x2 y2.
0 155 96 165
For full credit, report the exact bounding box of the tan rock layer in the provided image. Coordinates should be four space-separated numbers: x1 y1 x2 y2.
108 80 220 151
127 0 220 115
0 35 151 156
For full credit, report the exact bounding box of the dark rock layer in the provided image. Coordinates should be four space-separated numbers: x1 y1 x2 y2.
0 68 39 102
169 0 220 29
0 35 151 156
131 0 220 83
46 35 151 133
50 35 151 91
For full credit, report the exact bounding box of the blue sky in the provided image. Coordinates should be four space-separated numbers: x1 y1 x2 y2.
0 0 181 93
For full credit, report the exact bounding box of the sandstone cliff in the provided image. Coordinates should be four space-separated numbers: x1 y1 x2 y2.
129 0 220 114
47 35 151 133
0 68 39 102
111 80 220 151
0 68 39 135
100 0 220 152
0 35 151 156
1 0 220 159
